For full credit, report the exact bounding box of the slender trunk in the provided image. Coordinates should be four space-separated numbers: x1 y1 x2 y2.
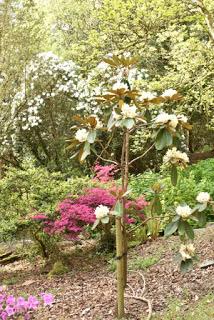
116 129 130 319
122 130 129 286
116 217 125 318
194 0 214 43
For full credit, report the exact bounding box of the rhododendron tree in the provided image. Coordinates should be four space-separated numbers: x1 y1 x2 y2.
68 53 196 318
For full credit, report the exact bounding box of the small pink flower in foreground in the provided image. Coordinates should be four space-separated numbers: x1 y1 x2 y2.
41 293 54 306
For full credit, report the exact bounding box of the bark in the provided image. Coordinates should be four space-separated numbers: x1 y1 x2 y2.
193 0 214 43
116 129 130 319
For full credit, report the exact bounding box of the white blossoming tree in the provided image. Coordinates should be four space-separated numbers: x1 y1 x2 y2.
69 54 211 319
1 52 90 170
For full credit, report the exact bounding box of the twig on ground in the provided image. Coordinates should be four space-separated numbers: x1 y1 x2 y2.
125 271 152 320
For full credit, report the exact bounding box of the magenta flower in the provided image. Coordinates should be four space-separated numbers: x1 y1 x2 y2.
5 306 15 316
6 296 15 306
27 296 39 310
41 293 54 306
93 163 117 182
31 214 48 221
16 297 28 311
1 311 8 320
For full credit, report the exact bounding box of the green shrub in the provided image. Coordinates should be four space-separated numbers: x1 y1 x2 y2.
0 161 97 241
130 159 214 224
48 260 69 277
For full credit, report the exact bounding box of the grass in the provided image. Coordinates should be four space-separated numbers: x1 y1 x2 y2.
129 255 160 270
107 254 160 272
2 276 19 286
152 294 214 320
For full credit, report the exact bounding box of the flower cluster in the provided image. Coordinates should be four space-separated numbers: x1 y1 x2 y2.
125 196 148 223
121 104 137 119
154 112 187 130
32 188 116 239
74 116 103 143
11 52 83 132
163 147 189 167
179 243 195 261
75 129 88 143
0 287 53 320
93 163 117 183
94 205 110 220
196 192 210 204
176 204 192 219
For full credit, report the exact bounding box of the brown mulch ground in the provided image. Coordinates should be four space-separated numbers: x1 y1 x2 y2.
0 225 214 320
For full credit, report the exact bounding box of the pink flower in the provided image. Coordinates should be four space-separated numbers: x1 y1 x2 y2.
5 306 15 316
40 293 54 306
16 297 28 311
6 296 15 306
27 296 39 310
31 214 48 221
93 163 117 182
0 311 7 320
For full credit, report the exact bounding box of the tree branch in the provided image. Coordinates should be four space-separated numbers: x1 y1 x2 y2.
129 143 155 165
91 148 119 165
193 0 214 43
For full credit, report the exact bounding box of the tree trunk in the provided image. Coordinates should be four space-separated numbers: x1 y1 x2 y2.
193 0 214 43
116 129 130 319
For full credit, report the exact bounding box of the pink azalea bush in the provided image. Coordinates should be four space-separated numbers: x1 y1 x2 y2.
32 187 148 240
0 287 54 319
93 163 117 183
32 188 116 239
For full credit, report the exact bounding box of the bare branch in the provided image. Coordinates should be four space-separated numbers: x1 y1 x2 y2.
125 271 152 320
129 143 155 165
91 148 119 165
192 0 214 43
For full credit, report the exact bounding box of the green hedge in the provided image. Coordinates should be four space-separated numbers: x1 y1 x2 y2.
130 159 214 220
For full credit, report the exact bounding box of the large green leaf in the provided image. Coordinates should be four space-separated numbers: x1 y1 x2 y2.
87 130 96 144
155 129 173 150
80 141 90 161
164 217 179 237
107 113 116 130
181 221 194 240
123 118 135 129
180 259 193 273
196 212 207 227
113 200 123 217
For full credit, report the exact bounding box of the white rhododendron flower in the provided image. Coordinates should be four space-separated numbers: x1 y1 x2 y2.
168 115 178 129
75 128 88 142
178 114 188 123
163 147 189 166
112 81 129 90
112 110 121 120
121 104 137 119
94 205 110 220
96 61 109 71
179 243 195 261
162 88 177 97
94 116 103 129
154 112 178 129
176 204 192 218
196 192 210 203
140 91 156 100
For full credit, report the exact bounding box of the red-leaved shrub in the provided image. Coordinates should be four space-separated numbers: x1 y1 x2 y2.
31 188 148 240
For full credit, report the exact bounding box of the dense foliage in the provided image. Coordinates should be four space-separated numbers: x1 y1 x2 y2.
0 0 214 171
